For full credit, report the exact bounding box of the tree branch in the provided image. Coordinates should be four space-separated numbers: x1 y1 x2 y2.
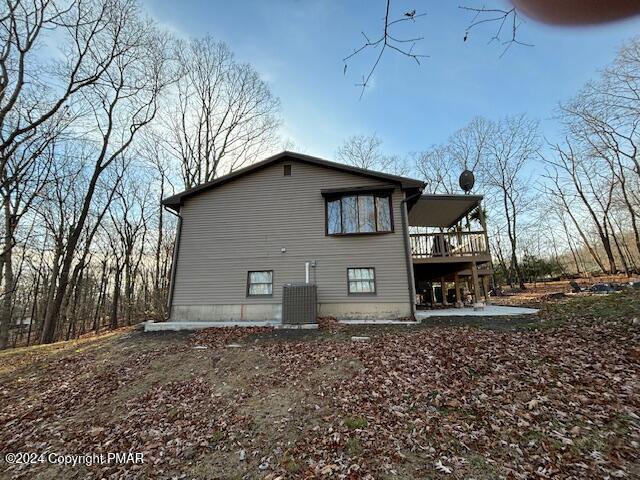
343 0 428 99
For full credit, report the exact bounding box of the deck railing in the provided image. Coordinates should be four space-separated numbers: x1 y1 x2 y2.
410 231 488 258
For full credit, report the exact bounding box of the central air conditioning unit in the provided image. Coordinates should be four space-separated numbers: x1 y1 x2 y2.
282 283 317 325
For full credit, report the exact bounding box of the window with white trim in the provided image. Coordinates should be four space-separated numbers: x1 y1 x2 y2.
347 267 376 294
247 271 273 296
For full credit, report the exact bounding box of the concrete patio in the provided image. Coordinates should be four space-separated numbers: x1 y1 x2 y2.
415 305 539 319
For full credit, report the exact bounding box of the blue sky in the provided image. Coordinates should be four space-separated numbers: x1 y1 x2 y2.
142 0 640 159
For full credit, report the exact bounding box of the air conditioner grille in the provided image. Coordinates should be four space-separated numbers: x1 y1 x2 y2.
282 283 317 324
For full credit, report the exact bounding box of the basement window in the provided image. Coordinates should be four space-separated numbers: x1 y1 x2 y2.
247 271 273 296
347 267 376 295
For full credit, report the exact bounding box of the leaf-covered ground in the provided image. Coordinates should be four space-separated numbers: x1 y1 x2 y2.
0 291 638 479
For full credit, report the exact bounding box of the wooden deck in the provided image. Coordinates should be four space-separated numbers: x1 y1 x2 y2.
410 231 490 264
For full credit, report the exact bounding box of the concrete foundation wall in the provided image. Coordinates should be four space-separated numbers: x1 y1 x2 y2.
171 304 282 322
318 302 411 320
170 302 410 322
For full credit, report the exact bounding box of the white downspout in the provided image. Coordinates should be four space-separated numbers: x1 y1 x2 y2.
305 262 310 284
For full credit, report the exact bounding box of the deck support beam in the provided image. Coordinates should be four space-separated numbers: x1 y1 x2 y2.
482 275 490 304
441 277 448 305
471 261 484 309
454 274 463 308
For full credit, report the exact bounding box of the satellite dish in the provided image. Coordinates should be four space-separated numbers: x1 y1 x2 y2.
459 170 475 193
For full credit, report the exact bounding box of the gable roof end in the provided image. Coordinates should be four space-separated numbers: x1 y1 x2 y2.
162 151 425 210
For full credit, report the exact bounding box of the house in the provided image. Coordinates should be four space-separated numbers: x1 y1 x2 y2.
160 152 492 327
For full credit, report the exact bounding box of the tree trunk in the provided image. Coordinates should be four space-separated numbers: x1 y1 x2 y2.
93 259 108 332
560 215 582 275
155 184 164 313
600 219 617 274
561 197 607 273
0 200 15 349
110 264 122 330
503 192 525 289
124 250 132 326
41 168 102 343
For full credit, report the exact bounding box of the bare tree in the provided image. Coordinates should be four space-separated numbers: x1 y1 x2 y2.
543 142 620 274
559 38 640 260
0 130 58 347
336 133 408 175
137 130 177 316
413 118 493 197
542 165 608 273
413 146 459 194
165 37 280 189
480 115 540 289
336 134 383 170
108 171 152 325
39 4 172 344
448 117 493 175
0 0 133 154
0 0 131 348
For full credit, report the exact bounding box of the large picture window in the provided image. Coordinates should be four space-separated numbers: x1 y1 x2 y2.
347 268 376 294
326 193 392 235
247 271 273 296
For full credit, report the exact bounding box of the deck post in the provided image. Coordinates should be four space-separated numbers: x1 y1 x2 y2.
430 282 435 307
482 275 490 304
454 273 463 308
478 201 495 291
441 277 448 305
471 261 483 310
478 203 489 252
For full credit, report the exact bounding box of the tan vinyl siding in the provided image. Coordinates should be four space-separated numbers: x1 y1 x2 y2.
171 160 410 310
